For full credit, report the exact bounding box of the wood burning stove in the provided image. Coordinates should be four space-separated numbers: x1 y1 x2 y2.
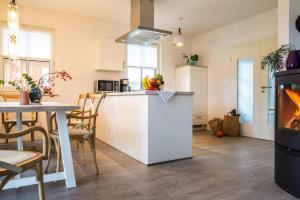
275 68 300 198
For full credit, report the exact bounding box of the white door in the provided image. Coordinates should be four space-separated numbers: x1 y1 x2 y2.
232 37 277 141
258 38 277 141
232 43 260 138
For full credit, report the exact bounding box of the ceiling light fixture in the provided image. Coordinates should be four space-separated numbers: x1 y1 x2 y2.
7 0 19 59
173 17 187 47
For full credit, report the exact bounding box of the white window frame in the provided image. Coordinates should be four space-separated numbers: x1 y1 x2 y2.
0 22 55 87
126 44 160 91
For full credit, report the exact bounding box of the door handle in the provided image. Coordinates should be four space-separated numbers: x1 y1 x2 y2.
261 86 272 89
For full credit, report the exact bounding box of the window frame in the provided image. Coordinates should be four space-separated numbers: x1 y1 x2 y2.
0 22 55 87
126 44 160 91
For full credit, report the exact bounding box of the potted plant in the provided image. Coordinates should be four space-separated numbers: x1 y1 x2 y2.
261 44 295 73
0 74 36 105
189 54 199 65
183 54 199 66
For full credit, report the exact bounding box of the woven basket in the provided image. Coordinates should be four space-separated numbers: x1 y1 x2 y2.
222 115 240 137
208 118 223 134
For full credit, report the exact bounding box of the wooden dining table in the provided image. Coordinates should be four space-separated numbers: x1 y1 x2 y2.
0 102 80 190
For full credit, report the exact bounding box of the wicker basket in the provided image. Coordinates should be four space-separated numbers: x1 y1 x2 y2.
222 115 240 137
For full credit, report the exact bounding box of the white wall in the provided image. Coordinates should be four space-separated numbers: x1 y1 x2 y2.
159 36 192 90
0 2 188 104
0 3 130 104
191 9 278 119
278 0 300 48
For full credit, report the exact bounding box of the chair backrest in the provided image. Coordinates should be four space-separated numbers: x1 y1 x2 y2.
2 93 20 101
83 92 106 130
77 93 89 111
87 92 107 115
1 94 19 122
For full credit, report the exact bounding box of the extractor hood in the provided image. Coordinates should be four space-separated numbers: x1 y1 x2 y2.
116 0 172 45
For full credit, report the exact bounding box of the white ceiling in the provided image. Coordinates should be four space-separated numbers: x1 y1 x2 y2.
1 0 277 36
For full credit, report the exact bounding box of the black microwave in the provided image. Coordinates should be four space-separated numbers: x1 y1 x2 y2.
94 80 119 92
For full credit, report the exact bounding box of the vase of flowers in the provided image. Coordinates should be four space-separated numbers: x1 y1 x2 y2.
0 70 72 105
0 73 36 105
37 70 72 97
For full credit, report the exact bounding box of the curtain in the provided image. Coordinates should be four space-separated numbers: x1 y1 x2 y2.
3 58 27 82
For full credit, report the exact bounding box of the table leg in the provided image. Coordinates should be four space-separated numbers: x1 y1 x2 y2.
56 111 76 188
16 112 23 150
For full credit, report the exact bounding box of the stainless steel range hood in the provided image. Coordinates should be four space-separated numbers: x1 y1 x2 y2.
116 0 172 45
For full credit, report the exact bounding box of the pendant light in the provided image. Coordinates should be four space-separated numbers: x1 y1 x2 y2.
173 17 187 47
7 0 19 59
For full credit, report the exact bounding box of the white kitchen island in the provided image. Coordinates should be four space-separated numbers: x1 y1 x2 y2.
96 91 193 165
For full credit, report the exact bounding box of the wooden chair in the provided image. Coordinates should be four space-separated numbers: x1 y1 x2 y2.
1 93 38 144
44 93 90 172
67 93 90 127
0 126 49 200
46 92 106 175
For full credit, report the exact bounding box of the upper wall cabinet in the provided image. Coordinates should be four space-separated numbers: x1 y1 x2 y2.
96 38 126 72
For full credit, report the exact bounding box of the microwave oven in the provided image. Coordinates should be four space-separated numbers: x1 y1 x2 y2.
94 80 119 92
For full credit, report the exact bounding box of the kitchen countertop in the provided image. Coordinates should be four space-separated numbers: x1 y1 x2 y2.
106 91 194 96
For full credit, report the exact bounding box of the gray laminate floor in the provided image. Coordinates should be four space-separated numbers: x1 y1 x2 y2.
0 131 297 200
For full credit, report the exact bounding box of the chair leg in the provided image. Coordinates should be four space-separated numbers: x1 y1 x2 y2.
79 140 86 165
53 137 62 173
36 161 45 200
44 138 53 173
0 174 16 190
4 123 9 144
30 122 36 151
86 137 99 175
76 140 80 149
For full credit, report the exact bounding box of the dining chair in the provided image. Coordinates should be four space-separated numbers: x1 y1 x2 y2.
46 92 106 175
0 126 49 200
67 93 91 127
1 93 39 144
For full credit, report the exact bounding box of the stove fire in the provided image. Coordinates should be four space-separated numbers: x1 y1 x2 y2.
285 89 300 130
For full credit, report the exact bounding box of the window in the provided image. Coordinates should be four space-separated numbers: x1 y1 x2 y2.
237 58 254 124
127 44 158 90
1 27 52 82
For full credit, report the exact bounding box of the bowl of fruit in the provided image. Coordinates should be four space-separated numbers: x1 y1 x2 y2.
142 74 165 91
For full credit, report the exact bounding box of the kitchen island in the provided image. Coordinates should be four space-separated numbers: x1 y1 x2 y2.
96 91 193 165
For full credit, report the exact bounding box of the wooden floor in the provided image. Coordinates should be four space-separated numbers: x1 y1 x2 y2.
0 131 297 200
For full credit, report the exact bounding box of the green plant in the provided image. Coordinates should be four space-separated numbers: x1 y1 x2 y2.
0 74 37 92
190 54 199 61
182 53 199 65
261 44 294 73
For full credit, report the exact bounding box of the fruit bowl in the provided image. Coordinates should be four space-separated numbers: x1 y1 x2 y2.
142 74 164 91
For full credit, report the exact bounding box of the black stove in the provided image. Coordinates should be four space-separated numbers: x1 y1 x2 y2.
275 68 300 198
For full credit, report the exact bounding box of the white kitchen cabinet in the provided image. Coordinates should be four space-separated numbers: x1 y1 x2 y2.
176 65 208 129
96 38 125 71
